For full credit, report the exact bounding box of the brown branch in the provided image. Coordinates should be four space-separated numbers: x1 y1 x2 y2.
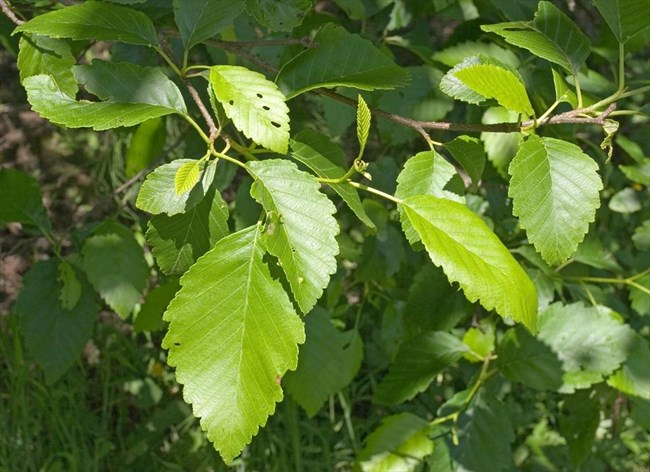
0 0 24 25
210 37 316 49
186 82 218 140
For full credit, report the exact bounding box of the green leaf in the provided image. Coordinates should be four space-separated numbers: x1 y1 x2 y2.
481 1 591 75
289 129 375 228
14 260 97 384
173 0 245 49
559 391 600 468
609 187 642 213
126 117 166 177
432 40 520 68
629 274 650 316
443 135 486 190
537 303 636 393
497 326 563 391
283 307 363 416
210 65 290 154
552 69 578 107
401 195 537 332
134 278 180 333
248 159 339 313
355 413 434 472
277 23 410 99
14 2 159 47
453 395 515 471
57 260 82 310
620 159 650 186
632 220 650 252
462 326 495 362
18 35 77 98
593 0 650 43
136 159 216 216
246 0 312 32
73 60 187 114
162 225 305 464
508 135 603 266
480 107 522 178
82 221 149 319
439 56 486 105
0 168 51 231
396 150 464 244
453 63 534 115
607 333 650 400
146 186 229 275
24 75 180 131
374 331 468 405
174 160 200 195
356 94 371 155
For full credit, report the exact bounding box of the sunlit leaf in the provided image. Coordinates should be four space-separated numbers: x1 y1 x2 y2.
18 34 77 98
174 160 200 195
356 94 371 154
163 225 305 463
248 159 339 313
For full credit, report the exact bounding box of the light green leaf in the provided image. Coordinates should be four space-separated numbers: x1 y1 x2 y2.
608 333 650 399
373 331 468 405
284 307 363 416
609 187 642 213
14 260 97 384
462 326 495 362
497 326 563 391
0 168 51 231
356 413 434 472
401 194 537 332
453 394 515 472
147 186 229 275
81 221 149 319
439 56 486 104
174 160 200 195
14 2 159 47
509 135 603 266
537 302 636 393
277 23 410 99
552 69 578 107
18 35 77 98
481 1 591 75
356 94 371 154
396 150 464 244
248 159 339 313
289 129 375 228
559 391 600 468
162 225 305 464
57 260 82 311
443 135 486 189
620 159 650 186
246 0 312 32
173 0 245 49
432 40 520 68
24 75 180 131
136 159 216 216
480 107 522 178
73 60 187 114
126 117 166 177
593 0 650 43
454 63 534 115
210 65 290 153
632 220 650 252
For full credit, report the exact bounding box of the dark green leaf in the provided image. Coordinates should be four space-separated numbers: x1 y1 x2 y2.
14 260 97 384
607 333 650 400
374 331 468 405
134 278 180 333
443 136 486 190
559 391 600 468
593 0 650 43
284 307 363 416
0 168 51 231
246 0 312 32
126 117 166 177
146 186 229 275
173 0 245 49
14 2 159 47
290 128 375 228
82 221 149 319
277 23 410 99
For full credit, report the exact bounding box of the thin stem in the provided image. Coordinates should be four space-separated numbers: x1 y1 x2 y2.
347 181 403 205
179 114 210 144
186 82 218 140
618 42 626 92
575 73 584 109
211 149 247 170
